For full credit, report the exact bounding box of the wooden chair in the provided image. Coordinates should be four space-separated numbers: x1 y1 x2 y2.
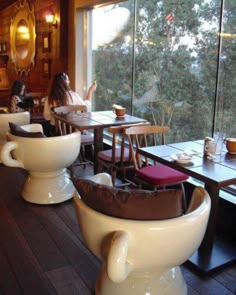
124 125 189 209
52 105 94 178
97 122 149 186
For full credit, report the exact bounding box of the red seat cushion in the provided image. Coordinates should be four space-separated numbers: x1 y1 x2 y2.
97 147 130 163
137 164 188 186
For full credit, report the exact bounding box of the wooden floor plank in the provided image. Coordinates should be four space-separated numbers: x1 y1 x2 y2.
182 265 234 295
52 199 83 240
0 164 235 294
0 247 21 295
187 285 200 295
212 265 236 294
46 266 93 295
3 188 70 272
0 199 56 295
29 203 100 292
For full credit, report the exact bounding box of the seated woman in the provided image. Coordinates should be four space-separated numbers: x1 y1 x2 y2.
43 72 97 136
8 80 34 113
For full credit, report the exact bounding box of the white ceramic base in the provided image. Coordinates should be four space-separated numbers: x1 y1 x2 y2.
22 169 75 204
96 265 187 295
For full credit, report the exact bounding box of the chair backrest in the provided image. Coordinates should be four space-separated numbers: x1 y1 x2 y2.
52 105 87 136
124 125 169 170
27 92 45 114
107 122 150 166
53 105 87 114
0 112 30 142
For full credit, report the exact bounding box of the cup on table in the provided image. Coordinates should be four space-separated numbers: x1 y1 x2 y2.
204 140 216 159
224 138 236 154
113 107 126 118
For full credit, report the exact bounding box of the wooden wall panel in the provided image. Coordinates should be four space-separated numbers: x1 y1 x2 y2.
0 0 68 103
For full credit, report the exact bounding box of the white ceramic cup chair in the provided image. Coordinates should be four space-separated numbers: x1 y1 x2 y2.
1 124 81 204
0 112 30 163
74 173 211 295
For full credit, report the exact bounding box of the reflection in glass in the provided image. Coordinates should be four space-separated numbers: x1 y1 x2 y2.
88 0 236 145
91 2 133 112
15 19 30 59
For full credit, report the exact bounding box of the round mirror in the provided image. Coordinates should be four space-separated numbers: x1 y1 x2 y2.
10 0 36 75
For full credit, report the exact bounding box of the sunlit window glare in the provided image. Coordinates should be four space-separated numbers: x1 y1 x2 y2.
92 6 130 49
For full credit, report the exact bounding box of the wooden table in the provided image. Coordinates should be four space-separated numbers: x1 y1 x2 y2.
54 110 147 173
138 140 236 273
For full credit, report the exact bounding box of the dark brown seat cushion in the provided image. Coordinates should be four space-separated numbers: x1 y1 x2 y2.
9 122 45 138
73 178 183 220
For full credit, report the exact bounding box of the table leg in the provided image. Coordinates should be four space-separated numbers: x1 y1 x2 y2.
188 184 236 273
93 128 104 174
200 184 220 252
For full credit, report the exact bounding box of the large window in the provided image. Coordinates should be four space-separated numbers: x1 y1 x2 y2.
90 2 134 113
81 0 235 145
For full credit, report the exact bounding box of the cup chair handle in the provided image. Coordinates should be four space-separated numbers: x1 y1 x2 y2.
107 230 132 283
1 142 24 168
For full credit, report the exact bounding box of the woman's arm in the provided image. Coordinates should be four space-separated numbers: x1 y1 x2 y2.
85 81 97 101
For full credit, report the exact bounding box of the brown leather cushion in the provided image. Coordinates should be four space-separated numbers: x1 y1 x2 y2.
73 178 183 220
9 122 45 138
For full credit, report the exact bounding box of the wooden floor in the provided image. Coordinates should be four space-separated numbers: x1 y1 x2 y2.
0 164 235 295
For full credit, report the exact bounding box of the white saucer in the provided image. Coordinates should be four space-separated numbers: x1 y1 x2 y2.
171 154 194 165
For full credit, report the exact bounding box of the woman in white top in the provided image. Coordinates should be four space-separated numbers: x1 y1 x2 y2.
43 72 96 136
9 80 34 113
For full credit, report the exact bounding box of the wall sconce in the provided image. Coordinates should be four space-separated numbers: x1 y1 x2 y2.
45 13 57 28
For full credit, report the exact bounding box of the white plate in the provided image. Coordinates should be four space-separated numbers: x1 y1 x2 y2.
171 154 193 165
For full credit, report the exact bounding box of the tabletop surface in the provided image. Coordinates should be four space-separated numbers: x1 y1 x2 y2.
139 140 236 188
54 110 147 130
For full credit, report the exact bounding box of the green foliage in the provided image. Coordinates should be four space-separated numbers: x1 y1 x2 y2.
93 0 236 141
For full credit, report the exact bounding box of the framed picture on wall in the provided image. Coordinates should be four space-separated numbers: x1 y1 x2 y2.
42 32 51 53
42 59 51 78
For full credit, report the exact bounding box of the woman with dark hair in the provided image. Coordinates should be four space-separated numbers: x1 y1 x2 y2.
43 72 96 135
9 80 34 113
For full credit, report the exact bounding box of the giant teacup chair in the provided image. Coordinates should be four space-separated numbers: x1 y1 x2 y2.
73 173 211 295
0 111 30 163
52 105 94 177
1 124 81 204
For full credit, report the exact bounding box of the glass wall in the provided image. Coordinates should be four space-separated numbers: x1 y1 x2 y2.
85 0 236 144
90 2 134 113
215 0 236 138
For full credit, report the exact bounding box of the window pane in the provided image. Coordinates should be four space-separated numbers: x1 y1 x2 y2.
133 0 221 143
217 0 236 192
91 2 134 113
215 0 236 138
